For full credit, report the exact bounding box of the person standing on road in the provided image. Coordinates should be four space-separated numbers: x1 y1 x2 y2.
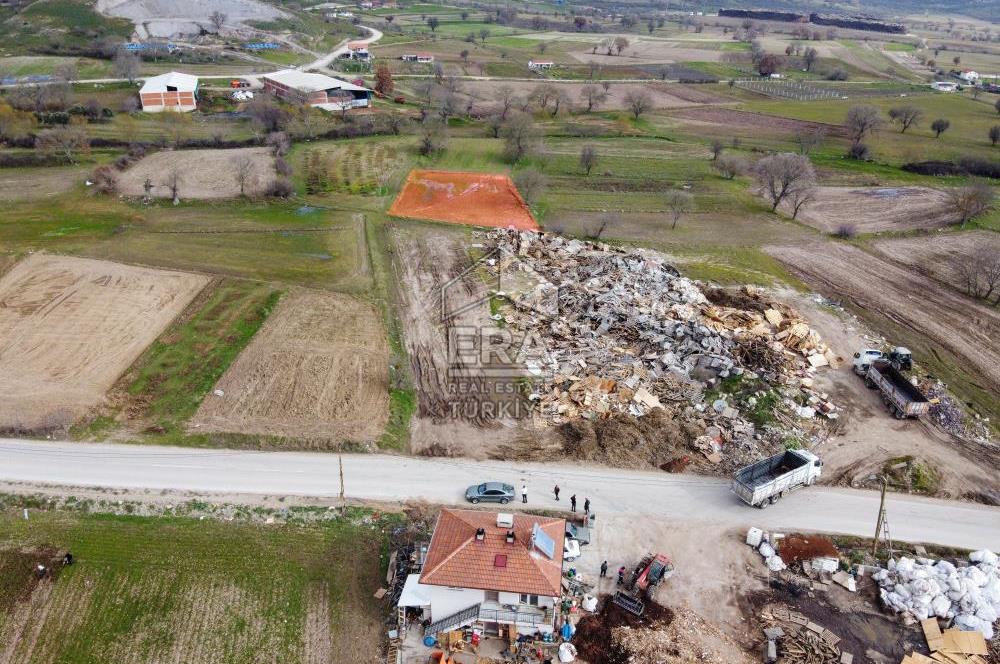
553 484 560 501
584 497 591 514
617 566 626 585
521 484 528 503
600 561 608 578
570 494 577 512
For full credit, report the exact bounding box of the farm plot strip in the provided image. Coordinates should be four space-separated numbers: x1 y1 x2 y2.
389 170 539 231
0 255 209 432
190 289 390 446
766 243 1000 398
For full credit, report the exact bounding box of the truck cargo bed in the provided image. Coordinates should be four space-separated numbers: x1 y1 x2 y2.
735 451 809 489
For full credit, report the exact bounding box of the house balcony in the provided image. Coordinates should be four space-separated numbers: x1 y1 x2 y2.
478 601 552 627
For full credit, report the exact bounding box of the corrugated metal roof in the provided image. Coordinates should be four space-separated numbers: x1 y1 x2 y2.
139 71 198 93
263 69 368 93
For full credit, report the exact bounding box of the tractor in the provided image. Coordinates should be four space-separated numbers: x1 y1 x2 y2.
611 553 674 616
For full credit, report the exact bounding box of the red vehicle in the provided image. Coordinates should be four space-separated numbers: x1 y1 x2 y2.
629 553 674 597
230 79 250 89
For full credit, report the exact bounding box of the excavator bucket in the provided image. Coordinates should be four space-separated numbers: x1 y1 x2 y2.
612 591 644 616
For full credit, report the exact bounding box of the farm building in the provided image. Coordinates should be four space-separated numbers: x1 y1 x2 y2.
932 81 958 92
347 41 370 59
401 53 434 63
400 510 565 638
958 69 980 83
528 60 554 70
262 70 371 111
139 71 198 112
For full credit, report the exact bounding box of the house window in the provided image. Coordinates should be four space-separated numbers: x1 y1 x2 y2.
519 594 539 606
485 591 499 603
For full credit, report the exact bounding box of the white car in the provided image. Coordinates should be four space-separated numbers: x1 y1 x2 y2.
564 538 581 562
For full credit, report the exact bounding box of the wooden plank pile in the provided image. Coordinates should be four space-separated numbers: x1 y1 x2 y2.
760 605 851 664
899 620 989 664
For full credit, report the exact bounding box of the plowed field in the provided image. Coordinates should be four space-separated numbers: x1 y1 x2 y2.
389 170 539 230
790 186 958 234
191 289 389 446
0 255 208 431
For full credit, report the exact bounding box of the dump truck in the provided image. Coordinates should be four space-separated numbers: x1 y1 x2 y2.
864 359 929 419
732 449 823 509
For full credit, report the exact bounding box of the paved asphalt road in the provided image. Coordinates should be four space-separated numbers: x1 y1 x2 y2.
2 439 998 550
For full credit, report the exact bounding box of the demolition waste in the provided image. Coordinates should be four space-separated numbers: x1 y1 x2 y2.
482 230 841 472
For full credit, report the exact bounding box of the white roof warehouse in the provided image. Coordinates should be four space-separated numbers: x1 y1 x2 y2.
261 70 371 111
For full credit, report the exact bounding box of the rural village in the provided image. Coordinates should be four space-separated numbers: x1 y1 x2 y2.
0 0 999 662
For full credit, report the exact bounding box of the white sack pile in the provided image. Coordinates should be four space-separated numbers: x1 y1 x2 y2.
874 550 1000 639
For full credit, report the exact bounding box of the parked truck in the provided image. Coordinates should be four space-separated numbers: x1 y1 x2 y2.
732 449 823 509
863 359 929 419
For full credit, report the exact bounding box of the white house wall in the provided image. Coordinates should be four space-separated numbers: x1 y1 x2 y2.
427 586 484 622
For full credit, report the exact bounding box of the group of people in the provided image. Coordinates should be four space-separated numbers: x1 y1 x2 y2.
517 484 592 515
598 560 630 586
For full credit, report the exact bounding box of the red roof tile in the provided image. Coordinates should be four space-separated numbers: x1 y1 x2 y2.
420 510 565 597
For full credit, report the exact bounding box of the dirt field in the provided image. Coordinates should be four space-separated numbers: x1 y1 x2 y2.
389 224 534 456
457 80 724 112
0 254 208 431
568 38 726 64
670 107 848 137
97 0 286 38
389 170 539 230
766 242 1000 417
872 231 1000 294
0 167 85 202
790 186 958 234
117 147 277 200
190 289 389 446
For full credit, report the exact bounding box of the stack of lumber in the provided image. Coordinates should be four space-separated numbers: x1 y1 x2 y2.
899 620 989 664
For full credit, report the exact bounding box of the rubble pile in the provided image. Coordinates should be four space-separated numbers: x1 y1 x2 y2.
920 380 995 446
759 605 850 664
874 550 1000 639
481 230 840 470
611 605 755 664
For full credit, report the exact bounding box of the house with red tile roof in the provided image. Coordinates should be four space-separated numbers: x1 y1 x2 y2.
416 509 565 637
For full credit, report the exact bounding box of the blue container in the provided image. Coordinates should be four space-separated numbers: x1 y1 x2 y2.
423 636 436 647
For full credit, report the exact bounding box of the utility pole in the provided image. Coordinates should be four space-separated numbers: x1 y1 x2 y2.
872 476 887 557
339 454 346 515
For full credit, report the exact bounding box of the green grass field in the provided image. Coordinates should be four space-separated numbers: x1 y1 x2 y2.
0 508 392 663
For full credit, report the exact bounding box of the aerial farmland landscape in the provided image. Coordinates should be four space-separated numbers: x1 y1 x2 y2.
0 0 999 661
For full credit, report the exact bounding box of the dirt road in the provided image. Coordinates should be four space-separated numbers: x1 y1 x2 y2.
766 243 1000 399
1 439 998 550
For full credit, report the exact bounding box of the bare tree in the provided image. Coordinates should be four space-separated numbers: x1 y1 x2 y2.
479 28 490 43
233 155 256 196
948 181 995 227
844 104 883 144
529 83 557 112
930 118 950 138
427 16 439 31
246 96 289 132
795 126 826 155
513 168 547 205
580 144 597 175
35 126 89 164
710 139 724 161
788 186 816 220
579 84 607 113
549 88 571 116
888 105 923 133
495 85 515 120
418 118 448 156
803 46 818 71
53 62 79 82
591 214 616 239
500 112 539 162
990 125 1000 146
623 89 652 120
753 153 816 212
713 153 747 180
613 36 629 55
664 190 694 230
114 49 141 83
951 246 1000 303
165 169 182 205
209 10 227 32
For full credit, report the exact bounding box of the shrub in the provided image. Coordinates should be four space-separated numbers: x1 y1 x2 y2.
393 96 406 104
834 223 857 238
266 177 294 198
90 165 118 195
274 156 292 177
826 68 848 80
847 142 871 160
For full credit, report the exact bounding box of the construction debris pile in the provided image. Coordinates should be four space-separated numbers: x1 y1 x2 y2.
759 605 852 664
612 604 756 664
481 230 840 470
920 380 995 446
874 550 1000 639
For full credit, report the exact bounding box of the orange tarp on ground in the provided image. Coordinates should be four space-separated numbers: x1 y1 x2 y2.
388 169 539 231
